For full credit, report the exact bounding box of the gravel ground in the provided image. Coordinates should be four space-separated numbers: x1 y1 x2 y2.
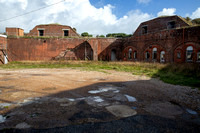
0 68 199 132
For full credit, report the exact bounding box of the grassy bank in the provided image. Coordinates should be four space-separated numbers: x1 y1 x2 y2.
0 61 199 88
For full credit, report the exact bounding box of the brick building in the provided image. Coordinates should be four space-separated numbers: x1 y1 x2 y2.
28 24 80 37
0 34 8 64
118 16 200 63
4 15 200 64
6 28 24 36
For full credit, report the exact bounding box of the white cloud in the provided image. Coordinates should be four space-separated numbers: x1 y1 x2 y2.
157 8 176 17
190 7 200 19
0 0 28 10
0 0 152 35
137 0 151 4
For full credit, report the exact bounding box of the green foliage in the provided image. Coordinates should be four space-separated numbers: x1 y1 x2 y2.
192 18 200 25
81 32 93 37
73 28 77 32
106 33 132 38
81 32 89 37
99 35 105 38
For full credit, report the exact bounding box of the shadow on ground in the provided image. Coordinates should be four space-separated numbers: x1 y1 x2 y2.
0 77 200 132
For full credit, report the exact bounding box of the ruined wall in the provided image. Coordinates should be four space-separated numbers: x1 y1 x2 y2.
6 28 24 36
28 25 80 37
0 35 7 64
7 37 117 61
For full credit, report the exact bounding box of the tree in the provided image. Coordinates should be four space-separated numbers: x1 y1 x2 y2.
72 27 77 32
106 33 132 38
192 18 200 25
99 35 105 38
81 32 89 37
185 17 191 21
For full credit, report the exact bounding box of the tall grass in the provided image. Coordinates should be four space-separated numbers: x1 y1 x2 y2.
0 61 199 88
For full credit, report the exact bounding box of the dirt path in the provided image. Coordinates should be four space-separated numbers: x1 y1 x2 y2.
0 68 199 132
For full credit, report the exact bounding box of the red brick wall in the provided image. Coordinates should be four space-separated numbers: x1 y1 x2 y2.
28 25 80 37
122 26 200 63
134 16 189 37
7 37 117 61
6 28 24 36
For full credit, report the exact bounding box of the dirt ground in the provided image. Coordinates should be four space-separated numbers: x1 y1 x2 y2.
0 68 199 132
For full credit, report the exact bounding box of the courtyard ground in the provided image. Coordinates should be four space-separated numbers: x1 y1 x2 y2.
0 67 199 132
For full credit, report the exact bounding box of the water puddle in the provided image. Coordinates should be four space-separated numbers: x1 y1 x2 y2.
17 97 40 106
0 115 6 123
88 85 120 94
124 94 137 102
0 103 12 108
85 96 109 107
186 109 198 115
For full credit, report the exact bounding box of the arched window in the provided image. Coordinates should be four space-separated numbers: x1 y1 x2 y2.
134 51 137 59
160 51 165 62
128 48 132 60
197 50 200 61
186 46 193 61
152 47 157 60
145 51 150 59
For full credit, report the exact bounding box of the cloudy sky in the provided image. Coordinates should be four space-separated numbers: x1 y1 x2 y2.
0 0 199 35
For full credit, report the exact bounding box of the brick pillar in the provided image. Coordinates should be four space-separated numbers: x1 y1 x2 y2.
92 40 98 61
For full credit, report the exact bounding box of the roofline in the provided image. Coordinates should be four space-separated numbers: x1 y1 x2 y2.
6 27 24 30
37 24 70 27
140 15 179 25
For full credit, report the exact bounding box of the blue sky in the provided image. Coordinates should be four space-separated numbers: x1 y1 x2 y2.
90 0 200 19
0 0 199 35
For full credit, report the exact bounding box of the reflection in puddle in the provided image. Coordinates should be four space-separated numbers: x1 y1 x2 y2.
124 94 137 102
0 115 6 123
88 86 119 94
186 109 198 115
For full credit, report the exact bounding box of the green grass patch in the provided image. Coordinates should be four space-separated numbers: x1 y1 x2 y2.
0 61 199 89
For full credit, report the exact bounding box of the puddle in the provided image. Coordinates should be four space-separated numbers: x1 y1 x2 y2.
18 97 40 106
85 96 109 107
93 96 104 103
88 86 119 94
0 103 12 108
131 107 137 110
0 115 6 123
124 94 137 102
186 109 198 115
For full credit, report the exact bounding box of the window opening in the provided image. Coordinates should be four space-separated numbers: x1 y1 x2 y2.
128 48 132 60
38 30 44 36
152 47 157 60
186 46 193 61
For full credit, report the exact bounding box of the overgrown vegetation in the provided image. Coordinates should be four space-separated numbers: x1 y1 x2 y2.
0 61 199 88
106 33 132 38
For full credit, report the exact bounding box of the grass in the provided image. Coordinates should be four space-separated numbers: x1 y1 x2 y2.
0 61 199 89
